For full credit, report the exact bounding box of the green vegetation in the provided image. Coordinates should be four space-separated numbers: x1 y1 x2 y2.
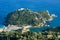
0 27 60 40
3 8 59 40
38 10 50 20
44 26 60 32
5 8 50 26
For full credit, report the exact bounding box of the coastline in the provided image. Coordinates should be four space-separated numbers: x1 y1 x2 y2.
0 28 3 32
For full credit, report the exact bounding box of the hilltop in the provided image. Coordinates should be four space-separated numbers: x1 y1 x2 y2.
4 8 55 27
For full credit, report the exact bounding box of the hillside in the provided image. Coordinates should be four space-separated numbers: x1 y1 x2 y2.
4 8 51 27
44 26 60 32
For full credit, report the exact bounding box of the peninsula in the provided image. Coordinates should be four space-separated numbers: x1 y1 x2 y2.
3 8 56 33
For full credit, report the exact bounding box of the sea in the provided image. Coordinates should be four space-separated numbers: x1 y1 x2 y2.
0 0 60 32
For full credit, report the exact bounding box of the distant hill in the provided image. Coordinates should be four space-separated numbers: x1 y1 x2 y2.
4 8 51 27
44 26 60 32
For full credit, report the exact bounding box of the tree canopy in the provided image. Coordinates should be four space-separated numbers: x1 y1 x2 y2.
5 8 50 26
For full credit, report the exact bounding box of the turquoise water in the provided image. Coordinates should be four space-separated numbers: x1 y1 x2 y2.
30 28 43 32
0 25 4 28
30 27 46 32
